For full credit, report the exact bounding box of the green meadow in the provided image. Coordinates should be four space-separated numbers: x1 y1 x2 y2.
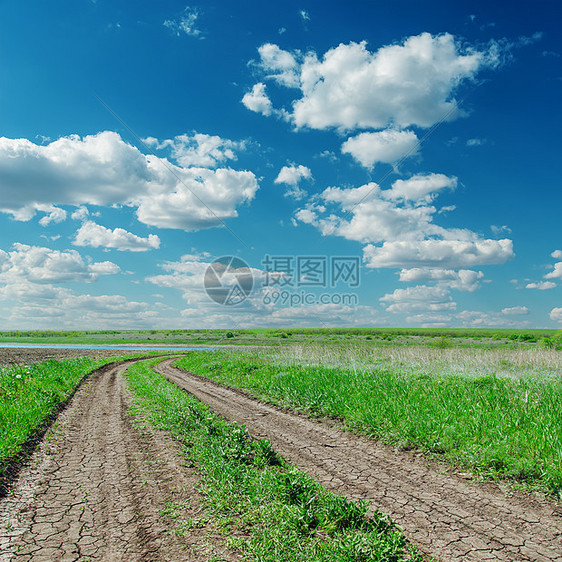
175 344 562 497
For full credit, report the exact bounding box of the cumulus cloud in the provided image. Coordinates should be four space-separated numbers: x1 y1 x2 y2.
295 175 513 269
388 173 457 203
341 130 419 169
73 221 161 252
551 308 562 323
0 243 119 285
398 268 484 292
502 306 529 315
0 281 158 329
380 284 456 314
526 281 556 290
135 167 258 230
364 239 513 269
545 263 562 280
37 205 67 226
0 131 259 231
0 243 174 329
242 83 274 116
246 32 500 131
144 132 245 168
257 43 300 87
71 206 90 221
274 164 312 199
552 250 562 259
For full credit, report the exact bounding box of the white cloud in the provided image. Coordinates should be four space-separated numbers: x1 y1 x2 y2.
551 308 562 323
552 250 562 259
388 173 457 202
275 164 312 185
0 243 119 285
456 310 530 328
37 205 67 226
242 83 274 116
406 313 453 325
526 281 556 290
0 131 259 231
545 262 562 280
299 9 310 22
398 268 483 292
295 175 513 269
0 283 159 330
502 306 529 315
135 167 258 230
64 294 146 314
274 164 312 199
380 284 456 314
71 206 90 221
247 33 499 131
466 138 486 146
341 130 419 169
257 44 300 87
365 239 513 269
144 132 245 168
164 7 202 37
145 253 384 328
73 221 161 252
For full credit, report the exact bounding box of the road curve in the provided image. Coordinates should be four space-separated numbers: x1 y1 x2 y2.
0 360 239 562
156 359 562 562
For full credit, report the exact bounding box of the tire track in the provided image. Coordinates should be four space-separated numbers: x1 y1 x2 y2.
156 359 562 562
0 361 240 562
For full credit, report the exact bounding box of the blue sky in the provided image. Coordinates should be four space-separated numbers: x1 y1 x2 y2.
0 0 560 329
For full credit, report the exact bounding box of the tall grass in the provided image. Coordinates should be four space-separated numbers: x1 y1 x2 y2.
175 348 562 496
126 358 424 561
269 343 562 379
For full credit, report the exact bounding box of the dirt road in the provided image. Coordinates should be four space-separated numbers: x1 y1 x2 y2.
156 359 562 562
0 361 239 562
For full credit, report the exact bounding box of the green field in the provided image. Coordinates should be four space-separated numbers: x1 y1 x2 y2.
0 327 560 348
174 345 562 497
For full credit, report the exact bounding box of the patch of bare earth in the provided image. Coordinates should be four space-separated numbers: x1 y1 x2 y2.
156 359 562 562
0 361 241 562
0 348 134 367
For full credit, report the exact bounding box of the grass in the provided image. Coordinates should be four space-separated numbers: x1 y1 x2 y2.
126 358 425 561
0 353 164 481
174 348 562 497
1 328 560 348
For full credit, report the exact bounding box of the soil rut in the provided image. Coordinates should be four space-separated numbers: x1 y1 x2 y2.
156 359 562 562
0 361 239 562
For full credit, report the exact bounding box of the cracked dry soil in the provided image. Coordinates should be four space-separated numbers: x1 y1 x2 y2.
0 361 240 562
156 359 562 562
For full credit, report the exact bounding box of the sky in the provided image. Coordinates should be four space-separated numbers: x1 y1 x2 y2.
0 0 560 330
